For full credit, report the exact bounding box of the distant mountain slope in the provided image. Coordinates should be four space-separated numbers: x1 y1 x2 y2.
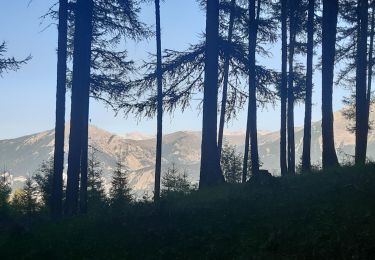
1 108 374 194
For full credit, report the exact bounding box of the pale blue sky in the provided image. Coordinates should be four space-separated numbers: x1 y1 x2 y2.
0 0 349 139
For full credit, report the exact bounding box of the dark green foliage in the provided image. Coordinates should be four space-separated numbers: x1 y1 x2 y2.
161 164 194 195
220 143 242 183
0 173 11 216
11 177 39 217
87 149 107 211
33 159 54 210
2 165 375 258
109 155 132 211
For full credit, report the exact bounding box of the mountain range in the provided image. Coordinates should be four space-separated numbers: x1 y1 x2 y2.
1 108 374 195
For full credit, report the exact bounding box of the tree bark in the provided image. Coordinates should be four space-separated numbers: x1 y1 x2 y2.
51 0 68 220
321 0 339 169
366 6 375 153
65 0 94 215
301 0 314 173
218 0 236 160
287 0 296 175
79 102 89 214
154 0 163 202
243 0 260 182
199 0 224 188
280 0 288 176
355 0 369 165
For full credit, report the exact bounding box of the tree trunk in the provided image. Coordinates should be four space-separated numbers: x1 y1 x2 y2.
280 0 288 176
199 0 224 188
355 0 369 165
79 101 89 214
218 0 236 160
321 0 339 169
287 0 296 175
51 0 68 220
366 6 375 153
65 0 94 216
301 0 314 173
154 0 163 202
243 0 260 182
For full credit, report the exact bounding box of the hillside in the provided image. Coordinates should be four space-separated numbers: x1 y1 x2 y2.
0 108 374 194
1 165 375 259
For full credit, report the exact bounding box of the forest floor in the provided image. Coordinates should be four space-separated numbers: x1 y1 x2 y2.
1 165 375 259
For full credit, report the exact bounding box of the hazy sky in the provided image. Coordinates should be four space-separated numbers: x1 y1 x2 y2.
0 0 349 140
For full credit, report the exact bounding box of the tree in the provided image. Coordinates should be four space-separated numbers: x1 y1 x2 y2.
161 163 193 195
52 0 69 219
280 0 287 176
153 0 163 202
243 0 261 182
0 41 30 76
87 148 106 211
65 0 94 216
301 0 315 172
355 0 369 165
34 159 54 210
221 143 242 183
218 0 236 159
109 155 132 210
0 172 11 215
199 0 225 188
321 0 339 169
12 177 39 217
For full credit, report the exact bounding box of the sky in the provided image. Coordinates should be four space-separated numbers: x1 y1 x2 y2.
0 0 350 140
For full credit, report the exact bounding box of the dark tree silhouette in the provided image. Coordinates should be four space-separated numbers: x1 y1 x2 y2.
301 0 315 173
51 0 68 219
355 0 368 165
321 0 339 169
0 42 30 76
153 0 163 202
280 0 287 176
65 0 94 216
218 0 236 159
242 0 260 182
199 0 224 187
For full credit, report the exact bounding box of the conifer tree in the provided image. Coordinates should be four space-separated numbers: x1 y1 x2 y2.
109 155 132 210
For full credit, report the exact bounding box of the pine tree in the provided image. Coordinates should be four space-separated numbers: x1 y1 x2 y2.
87 148 106 211
200 0 225 188
321 0 339 169
12 177 39 217
221 143 242 183
0 172 11 215
34 159 54 210
52 0 69 220
109 155 132 211
161 164 193 195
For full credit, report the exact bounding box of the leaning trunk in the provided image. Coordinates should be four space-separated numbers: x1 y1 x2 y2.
199 0 224 188
51 0 68 219
301 0 314 172
154 0 163 202
218 0 236 159
65 0 94 215
280 0 288 176
321 0 339 169
355 0 369 165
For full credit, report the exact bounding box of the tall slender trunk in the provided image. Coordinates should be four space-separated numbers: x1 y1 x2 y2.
280 0 288 176
301 0 314 173
154 0 163 202
355 0 369 165
51 0 68 219
287 1 296 175
321 0 339 169
65 0 94 216
218 0 236 159
199 0 224 188
243 0 260 182
79 102 89 214
366 6 375 153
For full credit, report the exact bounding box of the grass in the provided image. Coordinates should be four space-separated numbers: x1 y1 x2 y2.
1 165 375 259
